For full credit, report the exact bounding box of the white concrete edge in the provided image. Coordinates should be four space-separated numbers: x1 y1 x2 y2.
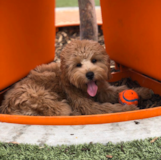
0 116 161 146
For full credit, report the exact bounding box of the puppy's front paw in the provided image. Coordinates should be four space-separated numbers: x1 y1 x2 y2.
105 103 139 113
70 110 82 116
133 87 153 100
123 104 139 111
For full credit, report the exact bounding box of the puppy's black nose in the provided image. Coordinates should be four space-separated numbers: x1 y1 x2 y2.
86 71 94 80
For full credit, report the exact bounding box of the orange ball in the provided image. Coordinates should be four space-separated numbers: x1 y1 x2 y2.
119 89 139 105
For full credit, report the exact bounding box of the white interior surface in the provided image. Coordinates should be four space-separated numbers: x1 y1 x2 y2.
0 116 160 146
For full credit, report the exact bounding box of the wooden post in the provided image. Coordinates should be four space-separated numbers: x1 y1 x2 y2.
78 0 98 41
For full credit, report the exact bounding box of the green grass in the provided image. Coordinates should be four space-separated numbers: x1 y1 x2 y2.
56 0 100 7
0 138 161 160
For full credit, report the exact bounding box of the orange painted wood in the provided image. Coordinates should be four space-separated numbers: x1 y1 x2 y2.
100 0 161 81
0 0 55 91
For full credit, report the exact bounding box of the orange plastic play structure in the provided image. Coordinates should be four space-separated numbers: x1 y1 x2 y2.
0 0 161 125
0 0 55 91
100 0 161 81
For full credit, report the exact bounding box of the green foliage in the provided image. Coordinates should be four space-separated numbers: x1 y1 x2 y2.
0 138 161 160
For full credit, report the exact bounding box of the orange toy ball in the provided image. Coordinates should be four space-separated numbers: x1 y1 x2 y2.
119 89 139 105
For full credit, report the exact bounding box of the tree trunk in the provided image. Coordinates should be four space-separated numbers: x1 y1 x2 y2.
78 0 98 41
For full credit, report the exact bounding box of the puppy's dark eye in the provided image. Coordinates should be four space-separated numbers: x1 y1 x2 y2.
91 59 97 63
76 63 82 67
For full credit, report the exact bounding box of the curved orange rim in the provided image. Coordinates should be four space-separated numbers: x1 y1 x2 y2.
0 107 161 125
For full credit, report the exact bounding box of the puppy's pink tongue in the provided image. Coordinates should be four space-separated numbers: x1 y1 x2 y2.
87 81 98 97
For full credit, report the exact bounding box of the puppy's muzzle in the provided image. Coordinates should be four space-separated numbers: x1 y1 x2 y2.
86 71 94 80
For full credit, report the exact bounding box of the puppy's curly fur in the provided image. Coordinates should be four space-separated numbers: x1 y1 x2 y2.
0 40 152 116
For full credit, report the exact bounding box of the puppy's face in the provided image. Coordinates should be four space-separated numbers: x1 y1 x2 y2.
60 40 110 97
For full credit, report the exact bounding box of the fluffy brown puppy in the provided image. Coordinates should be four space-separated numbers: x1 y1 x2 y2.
0 40 152 116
